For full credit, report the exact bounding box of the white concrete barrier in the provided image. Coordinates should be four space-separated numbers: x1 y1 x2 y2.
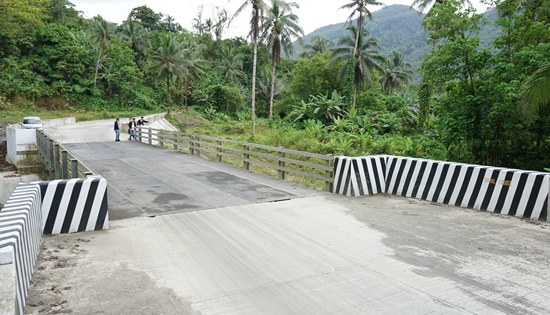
333 155 549 221
333 156 387 197
36 177 109 234
6 126 40 166
0 184 42 315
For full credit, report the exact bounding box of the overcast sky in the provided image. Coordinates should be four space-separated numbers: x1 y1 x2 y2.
70 0 489 38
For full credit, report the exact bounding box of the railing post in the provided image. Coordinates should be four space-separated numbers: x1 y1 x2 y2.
325 155 333 192
216 139 222 162
71 159 78 178
173 132 178 151
159 130 164 148
61 150 68 179
189 135 194 155
243 144 249 170
48 139 54 178
148 127 152 145
138 127 142 142
195 135 201 156
53 143 61 179
278 149 285 180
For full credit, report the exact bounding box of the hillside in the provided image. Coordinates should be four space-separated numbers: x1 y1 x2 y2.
295 4 500 77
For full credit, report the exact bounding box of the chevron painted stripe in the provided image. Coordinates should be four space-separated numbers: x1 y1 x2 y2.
0 183 43 315
37 177 109 234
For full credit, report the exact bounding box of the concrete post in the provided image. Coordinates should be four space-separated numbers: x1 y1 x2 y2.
173 132 178 151
195 135 200 157
216 139 222 162
278 149 285 180
243 144 250 171
48 140 54 177
325 155 333 192
71 159 78 178
148 128 152 145
53 144 61 179
61 151 68 179
159 130 164 148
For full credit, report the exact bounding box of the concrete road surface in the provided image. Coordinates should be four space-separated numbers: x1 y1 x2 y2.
22 120 550 314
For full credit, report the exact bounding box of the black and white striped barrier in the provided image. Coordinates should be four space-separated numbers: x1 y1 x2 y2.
385 156 549 221
333 156 387 196
37 177 109 234
0 183 43 315
333 155 549 221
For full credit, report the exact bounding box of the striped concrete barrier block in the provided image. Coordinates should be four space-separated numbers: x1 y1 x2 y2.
385 156 549 221
0 183 43 315
37 177 109 234
333 156 387 197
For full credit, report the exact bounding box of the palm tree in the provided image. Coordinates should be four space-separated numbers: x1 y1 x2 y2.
91 16 112 91
300 36 333 58
50 0 73 23
231 0 268 133
380 51 413 93
215 46 246 85
333 26 384 108
176 40 206 106
150 35 186 104
119 19 148 64
519 63 550 117
261 0 303 118
340 0 382 56
411 0 472 19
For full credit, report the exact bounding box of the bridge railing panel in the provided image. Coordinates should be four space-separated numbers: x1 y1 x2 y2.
36 131 94 179
137 127 334 191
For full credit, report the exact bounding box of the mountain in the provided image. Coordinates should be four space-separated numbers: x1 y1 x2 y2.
294 4 500 80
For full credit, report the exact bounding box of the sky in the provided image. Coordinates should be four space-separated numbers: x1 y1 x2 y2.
70 0 489 38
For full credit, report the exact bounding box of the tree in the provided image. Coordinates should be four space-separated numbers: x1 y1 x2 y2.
176 40 206 106
91 16 113 91
119 19 148 65
411 0 472 19
215 46 246 85
332 26 384 109
150 35 186 104
340 0 382 56
262 0 303 118
49 0 74 24
128 5 161 31
380 51 413 93
231 0 268 133
519 63 550 117
300 36 333 58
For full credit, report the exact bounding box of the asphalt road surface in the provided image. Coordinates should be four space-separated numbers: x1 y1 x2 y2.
23 121 550 315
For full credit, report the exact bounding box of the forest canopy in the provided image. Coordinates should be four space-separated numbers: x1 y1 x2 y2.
0 0 548 171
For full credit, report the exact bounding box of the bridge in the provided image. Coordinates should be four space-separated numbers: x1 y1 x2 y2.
4 118 550 314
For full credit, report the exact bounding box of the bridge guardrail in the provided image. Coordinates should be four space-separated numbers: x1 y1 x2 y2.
137 127 334 192
36 131 94 179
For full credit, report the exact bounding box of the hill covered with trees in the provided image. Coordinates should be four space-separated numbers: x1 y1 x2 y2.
0 0 548 171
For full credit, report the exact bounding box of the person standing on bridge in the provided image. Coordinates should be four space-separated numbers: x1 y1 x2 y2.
114 117 120 142
129 117 137 141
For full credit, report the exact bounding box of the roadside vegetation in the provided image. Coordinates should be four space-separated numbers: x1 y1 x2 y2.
1 0 548 171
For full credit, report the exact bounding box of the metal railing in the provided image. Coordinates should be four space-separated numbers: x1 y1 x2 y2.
36 131 95 179
137 127 334 192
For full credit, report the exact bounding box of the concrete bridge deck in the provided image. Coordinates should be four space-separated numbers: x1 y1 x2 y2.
23 123 550 314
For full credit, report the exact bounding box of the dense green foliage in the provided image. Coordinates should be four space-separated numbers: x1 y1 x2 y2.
1 0 548 171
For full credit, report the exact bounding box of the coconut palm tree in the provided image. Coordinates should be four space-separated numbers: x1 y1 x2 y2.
149 35 186 104
519 63 550 117
91 16 112 91
340 0 382 56
300 36 333 58
411 0 471 19
119 19 148 65
176 40 206 106
231 0 268 132
215 46 246 85
261 0 303 118
333 26 384 108
380 51 413 93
